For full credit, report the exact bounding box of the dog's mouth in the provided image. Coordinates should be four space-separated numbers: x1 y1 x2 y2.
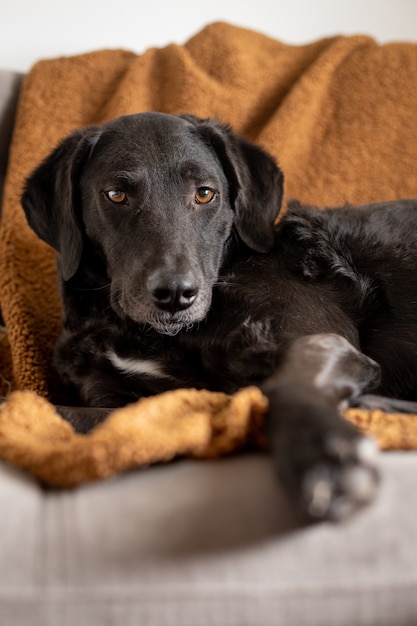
114 292 211 335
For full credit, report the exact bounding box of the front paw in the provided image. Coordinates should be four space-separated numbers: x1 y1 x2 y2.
276 417 380 522
301 434 379 521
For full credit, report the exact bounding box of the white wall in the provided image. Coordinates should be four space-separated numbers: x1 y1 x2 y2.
2 0 417 72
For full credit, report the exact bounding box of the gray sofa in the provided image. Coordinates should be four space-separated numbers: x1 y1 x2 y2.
1 69 417 626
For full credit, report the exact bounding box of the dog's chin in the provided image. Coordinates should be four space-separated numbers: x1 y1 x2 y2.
141 311 204 336
150 319 193 336
147 304 211 335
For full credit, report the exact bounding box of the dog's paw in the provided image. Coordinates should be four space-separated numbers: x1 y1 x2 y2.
275 416 380 523
299 434 379 521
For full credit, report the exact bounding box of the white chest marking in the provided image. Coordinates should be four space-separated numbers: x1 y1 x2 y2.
106 351 171 379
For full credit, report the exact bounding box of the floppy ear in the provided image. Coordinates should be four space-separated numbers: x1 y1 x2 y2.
21 127 100 281
182 116 284 253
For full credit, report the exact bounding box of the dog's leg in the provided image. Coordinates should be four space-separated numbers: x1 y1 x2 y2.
261 333 381 522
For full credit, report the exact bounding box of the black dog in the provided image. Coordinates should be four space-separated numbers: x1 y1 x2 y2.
22 112 417 521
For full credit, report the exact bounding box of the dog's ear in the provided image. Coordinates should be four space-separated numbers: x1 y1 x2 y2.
21 127 100 281
183 116 284 253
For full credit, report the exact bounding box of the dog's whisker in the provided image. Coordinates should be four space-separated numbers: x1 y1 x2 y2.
70 282 111 292
213 279 239 287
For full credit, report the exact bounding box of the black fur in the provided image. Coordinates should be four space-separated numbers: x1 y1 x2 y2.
22 112 417 521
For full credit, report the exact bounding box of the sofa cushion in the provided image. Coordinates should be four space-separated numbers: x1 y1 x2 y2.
1 452 417 625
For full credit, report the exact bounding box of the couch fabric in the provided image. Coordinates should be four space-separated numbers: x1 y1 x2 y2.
1 24 417 623
1 452 417 625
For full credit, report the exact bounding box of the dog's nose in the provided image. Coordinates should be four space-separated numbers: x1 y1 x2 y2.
147 270 199 312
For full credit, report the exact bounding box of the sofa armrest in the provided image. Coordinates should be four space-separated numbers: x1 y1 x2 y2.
0 71 23 210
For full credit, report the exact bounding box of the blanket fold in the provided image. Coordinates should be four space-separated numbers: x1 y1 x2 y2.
1 22 417 486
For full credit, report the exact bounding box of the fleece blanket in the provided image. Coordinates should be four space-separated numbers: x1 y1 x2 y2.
1 22 417 487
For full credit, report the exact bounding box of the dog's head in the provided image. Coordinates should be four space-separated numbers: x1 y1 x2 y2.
22 112 284 334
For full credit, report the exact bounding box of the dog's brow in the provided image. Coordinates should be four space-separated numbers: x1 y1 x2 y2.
114 171 143 186
179 161 212 181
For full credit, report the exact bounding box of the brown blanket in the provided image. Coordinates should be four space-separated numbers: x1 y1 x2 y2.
1 22 417 487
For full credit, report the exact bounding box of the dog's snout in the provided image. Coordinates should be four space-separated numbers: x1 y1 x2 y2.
147 270 199 312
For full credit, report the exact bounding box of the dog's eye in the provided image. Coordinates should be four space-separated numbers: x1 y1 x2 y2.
105 189 128 204
195 187 215 205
